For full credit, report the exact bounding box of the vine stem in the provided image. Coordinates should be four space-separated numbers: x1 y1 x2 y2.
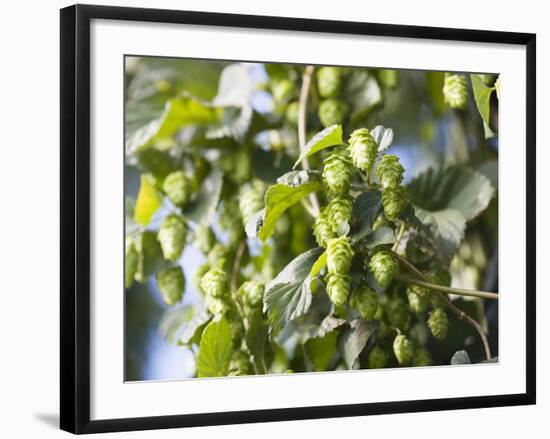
298 65 320 217
390 251 493 360
395 275 498 300
392 222 407 252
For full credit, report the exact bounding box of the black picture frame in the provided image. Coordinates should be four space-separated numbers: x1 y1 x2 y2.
60 4 536 434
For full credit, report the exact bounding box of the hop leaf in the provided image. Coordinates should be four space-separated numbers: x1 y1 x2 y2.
200 266 229 298
318 99 348 127
407 284 430 314
393 334 413 366
378 69 399 90
326 236 354 275
443 73 468 110
239 181 265 226
125 237 138 289
162 170 193 208
194 225 216 254
377 154 404 189
156 266 185 306
428 308 448 340
368 346 388 369
325 273 351 307
348 128 378 173
157 214 187 262
349 284 378 320
317 66 343 98
326 194 353 234
313 209 337 248
413 349 432 367
368 249 397 288
322 148 353 196
382 186 407 221
239 280 265 308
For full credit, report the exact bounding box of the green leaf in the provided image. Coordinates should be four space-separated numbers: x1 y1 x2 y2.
182 168 223 224
264 247 323 334
257 171 323 241
451 350 471 365
159 305 194 344
338 319 378 369
475 160 498 190
343 71 383 123
305 331 338 371
350 189 383 241
206 105 253 143
212 63 255 107
252 149 293 183
371 125 394 152
177 309 212 346
134 174 162 225
308 250 327 289
364 226 395 248
196 317 233 377
414 208 466 261
315 315 347 338
245 310 268 373
293 125 343 169
470 74 496 138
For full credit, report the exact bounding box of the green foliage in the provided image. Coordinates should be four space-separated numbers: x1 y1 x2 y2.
134 174 162 225
293 124 343 169
157 266 185 306
196 317 234 377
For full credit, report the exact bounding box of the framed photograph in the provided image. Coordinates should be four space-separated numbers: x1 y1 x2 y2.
60 4 536 434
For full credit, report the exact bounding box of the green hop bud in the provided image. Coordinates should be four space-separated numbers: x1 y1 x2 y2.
413 349 432 367
368 346 388 369
286 101 300 125
393 334 413 366
239 280 265 308
219 197 243 244
193 262 211 294
326 273 351 307
239 181 265 226
162 171 193 208
272 79 296 103
407 284 430 314
229 350 254 376
134 231 163 284
348 128 378 173
377 154 405 189
350 284 378 320
369 249 397 288
387 295 410 330
207 296 229 315
327 236 354 275
125 237 138 289
428 308 448 340
313 209 337 248
207 243 229 268
378 69 399 90
317 66 343 98
443 73 468 110
318 98 348 127
322 148 353 196
156 266 185 306
326 194 353 234
194 225 216 254
157 214 187 262
382 186 407 221
200 266 229 298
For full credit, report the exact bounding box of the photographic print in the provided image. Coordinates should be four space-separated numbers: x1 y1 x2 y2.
124 57 500 381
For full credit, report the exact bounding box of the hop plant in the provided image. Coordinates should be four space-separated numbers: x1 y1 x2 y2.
193 262 211 294
326 194 353 234
369 249 397 288
207 243 229 269
194 225 216 254
407 284 430 314
382 186 407 221
393 334 413 366
377 154 404 189
207 296 229 315
349 284 378 320
286 101 300 125
313 209 337 248
317 66 343 98
272 79 296 103
326 236 354 275
368 346 388 369
156 266 185 306
387 295 410 330
229 350 254 376
125 237 138 289
200 266 229 299
318 99 348 127
348 128 378 174
157 214 187 262
219 197 243 244
413 349 432 367
239 280 265 308
239 181 265 226
378 69 399 90
443 73 468 109
326 273 351 307
322 148 353 195
428 308 448 340
162 170 193 208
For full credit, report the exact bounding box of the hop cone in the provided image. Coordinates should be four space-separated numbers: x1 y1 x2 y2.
272 79 296 103
413 349 432 367
207 296 229 315
125 237 138 289
317 66 343 98
219 197 243 244
326 194 353 234
156 266 185 306
368 346 388 369
326 273 351 307
393 334 413 366
134 231 162 284
200 266 229 299
207 243 229 268
377 154 404 189
193 262 211 294
378 69 399 90
318 98 347 127
229 350 254 376
323 148 353 195
313 209 337 248
348 128 378 173
286 101 300 125
327 236 354 275
239 280 265 308
194 225 216 254
387 295 409 330
350 284 378 320
157 214 187 262
162 170 193 208
443 73 468 109
407 284 430 314
382 186 407 221
369 249 397 288
239 181 265 226
428 308 448 340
